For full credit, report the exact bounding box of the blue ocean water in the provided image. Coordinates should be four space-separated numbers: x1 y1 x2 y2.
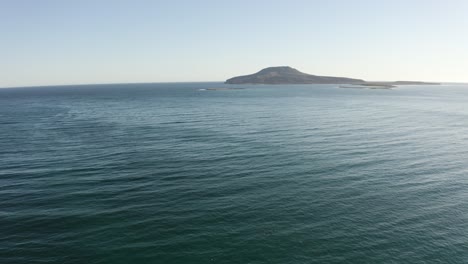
1 83 468 263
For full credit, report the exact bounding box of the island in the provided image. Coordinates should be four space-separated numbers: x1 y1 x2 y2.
225 66 441 88
225 66 364 84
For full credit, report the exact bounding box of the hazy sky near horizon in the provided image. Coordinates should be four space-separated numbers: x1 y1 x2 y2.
1 0 468 87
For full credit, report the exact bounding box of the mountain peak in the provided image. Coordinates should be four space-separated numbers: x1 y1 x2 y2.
257 66 303 75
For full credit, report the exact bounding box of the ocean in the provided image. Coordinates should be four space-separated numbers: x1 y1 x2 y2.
1 83 468 263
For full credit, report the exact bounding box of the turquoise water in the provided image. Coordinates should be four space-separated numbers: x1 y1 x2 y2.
1 83 468 263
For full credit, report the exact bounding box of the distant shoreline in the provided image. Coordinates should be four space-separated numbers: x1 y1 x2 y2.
3 81 468 90
225 66 445 86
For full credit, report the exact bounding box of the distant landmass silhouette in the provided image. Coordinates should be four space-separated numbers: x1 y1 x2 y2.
225 66 440 86
225 66 364 84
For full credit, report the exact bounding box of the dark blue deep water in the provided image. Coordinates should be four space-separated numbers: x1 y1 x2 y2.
1 83 468 263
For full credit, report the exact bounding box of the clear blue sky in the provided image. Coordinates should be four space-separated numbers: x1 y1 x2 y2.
1 0 468 87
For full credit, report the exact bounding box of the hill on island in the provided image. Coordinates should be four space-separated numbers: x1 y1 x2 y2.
225 66 364 84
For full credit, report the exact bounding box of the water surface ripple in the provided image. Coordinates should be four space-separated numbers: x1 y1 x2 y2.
1 83 468 263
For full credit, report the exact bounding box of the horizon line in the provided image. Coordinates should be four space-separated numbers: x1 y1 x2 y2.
2 80 468 90
0 81 226 90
